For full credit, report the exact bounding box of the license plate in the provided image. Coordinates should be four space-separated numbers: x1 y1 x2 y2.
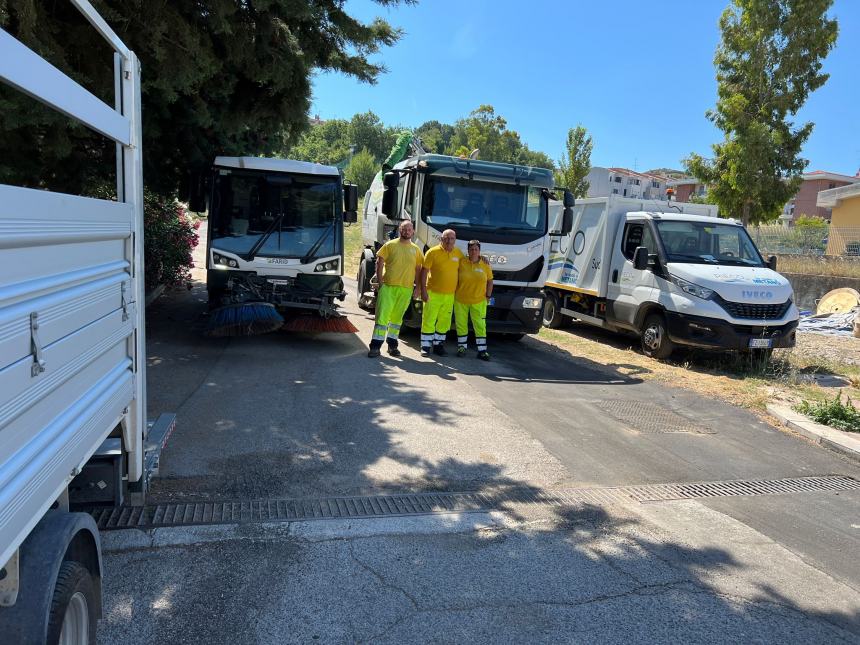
488 297 495 306
748 338 773 349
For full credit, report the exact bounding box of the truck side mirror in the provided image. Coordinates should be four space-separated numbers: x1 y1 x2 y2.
633 246 650 271
563 189 575 209
343 183 358 222
562 208 573 235
381 172 399 218
767 255 777 271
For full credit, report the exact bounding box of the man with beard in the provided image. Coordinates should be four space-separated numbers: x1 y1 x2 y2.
368 219 424 358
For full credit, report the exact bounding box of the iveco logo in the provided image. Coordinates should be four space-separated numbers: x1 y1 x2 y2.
486 255 508 265
742 290 774 299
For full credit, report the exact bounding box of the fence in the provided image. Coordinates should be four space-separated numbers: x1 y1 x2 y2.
750 225 860 257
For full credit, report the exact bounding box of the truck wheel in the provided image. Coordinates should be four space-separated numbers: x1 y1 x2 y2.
356 259 373 311
542 292 565 328
640 313 674 359
47 561 97 645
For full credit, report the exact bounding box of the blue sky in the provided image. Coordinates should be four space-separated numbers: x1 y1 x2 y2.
310 0 859 176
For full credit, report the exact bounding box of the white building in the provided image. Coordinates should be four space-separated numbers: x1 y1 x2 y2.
585 167 668 200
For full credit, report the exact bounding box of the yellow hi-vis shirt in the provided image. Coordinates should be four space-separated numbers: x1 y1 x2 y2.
377 239 424 288
455 258 493 304
423 244 465 294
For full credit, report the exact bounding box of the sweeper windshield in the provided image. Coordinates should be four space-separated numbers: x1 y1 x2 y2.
210 169 341 260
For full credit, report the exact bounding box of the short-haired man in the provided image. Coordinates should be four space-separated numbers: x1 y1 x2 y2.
419 229 464 356
368 220 423 358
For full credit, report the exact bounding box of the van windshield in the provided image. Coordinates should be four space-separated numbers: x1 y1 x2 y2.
655 221 765 267
209 169 341 259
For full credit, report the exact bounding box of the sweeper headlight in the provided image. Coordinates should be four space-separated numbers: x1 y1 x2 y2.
314 259 340 273
212 252 239 269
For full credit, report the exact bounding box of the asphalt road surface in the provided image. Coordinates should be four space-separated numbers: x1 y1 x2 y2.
97 226 860 644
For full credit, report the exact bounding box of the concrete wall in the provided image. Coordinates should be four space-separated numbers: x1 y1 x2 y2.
782 271 860 312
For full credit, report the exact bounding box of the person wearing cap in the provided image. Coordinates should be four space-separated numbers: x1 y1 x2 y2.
368 220 423 358
419 229 464 356
454 239 493 360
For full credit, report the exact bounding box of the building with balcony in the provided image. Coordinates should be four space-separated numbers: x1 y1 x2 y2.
585 167 669 200
780 170 860 224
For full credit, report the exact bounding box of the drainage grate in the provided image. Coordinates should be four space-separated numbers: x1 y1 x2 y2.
86 475 860 530
594 400 715 434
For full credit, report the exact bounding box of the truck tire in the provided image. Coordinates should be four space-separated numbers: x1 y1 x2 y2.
47 561 97 645
356 259 374 311
542 292 565 329
640 313 674 360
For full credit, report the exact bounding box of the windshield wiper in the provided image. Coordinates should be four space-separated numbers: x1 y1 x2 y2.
244 214 285 261
669 254 717 263
301 221 335 264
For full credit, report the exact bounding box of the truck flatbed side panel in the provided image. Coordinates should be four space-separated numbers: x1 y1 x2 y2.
0 185 136 568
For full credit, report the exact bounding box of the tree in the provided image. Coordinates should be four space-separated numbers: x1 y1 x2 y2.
554 125 593 198
446 105 554 168
344 148 378 195
415 120 455 153
0 0 411 198
685 0 837 226
289 119 352 166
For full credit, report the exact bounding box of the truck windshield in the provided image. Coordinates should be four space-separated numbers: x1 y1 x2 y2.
210 169 341 259
655 220 765 267
420 176 546 244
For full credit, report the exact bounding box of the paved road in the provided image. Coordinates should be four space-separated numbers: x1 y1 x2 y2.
98 225 860 643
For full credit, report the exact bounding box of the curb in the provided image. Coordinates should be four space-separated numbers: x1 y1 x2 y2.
766 403 860 463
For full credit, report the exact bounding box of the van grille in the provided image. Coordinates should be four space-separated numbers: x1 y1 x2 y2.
720 299 791 320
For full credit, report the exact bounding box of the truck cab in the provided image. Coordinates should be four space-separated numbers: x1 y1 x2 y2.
359 154 571 335
206 157 358 317
545 196 798 357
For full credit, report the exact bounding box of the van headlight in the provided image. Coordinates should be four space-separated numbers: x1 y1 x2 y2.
522 297 543 309
212 252 238 269
314 259 340 272
670 275 714 300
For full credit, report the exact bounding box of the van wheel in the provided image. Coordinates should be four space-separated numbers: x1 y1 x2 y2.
641 313 674 359
47 561 97 645
542 292 565 328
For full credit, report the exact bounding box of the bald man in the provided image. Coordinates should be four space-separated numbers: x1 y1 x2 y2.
419 229 465 356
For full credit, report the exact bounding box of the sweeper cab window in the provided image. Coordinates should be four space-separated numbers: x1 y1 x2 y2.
210 169 341 259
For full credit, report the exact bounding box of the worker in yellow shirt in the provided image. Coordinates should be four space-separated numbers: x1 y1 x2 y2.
368 220 424 358
454 239 494 360
419 229 464 356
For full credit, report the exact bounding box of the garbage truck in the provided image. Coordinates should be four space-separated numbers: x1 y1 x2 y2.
543 195 799 358
203 156 359 333
1 6 173 643
357 137 573 337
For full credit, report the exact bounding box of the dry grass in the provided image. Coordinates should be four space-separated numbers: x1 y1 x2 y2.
533 324 860 416
777 254 860 279
342 198 365 280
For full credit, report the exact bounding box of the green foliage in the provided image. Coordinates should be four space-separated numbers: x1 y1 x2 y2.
795 392 860 432
415 120 455 153
447 105 554 168
0 0 410 198
795 214 828 230
344 148 378 195
288 111 399 167
554 125 593 198
142 192 200 290
685 0 838 225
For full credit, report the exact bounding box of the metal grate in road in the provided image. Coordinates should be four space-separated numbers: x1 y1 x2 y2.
87 475 860 530
594 400 716 434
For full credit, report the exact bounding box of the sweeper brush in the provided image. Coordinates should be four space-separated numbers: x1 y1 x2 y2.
205 302 284 337
280 314 358 334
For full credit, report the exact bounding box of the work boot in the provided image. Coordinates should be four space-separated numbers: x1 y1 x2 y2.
456 347 466 357
420 346 432 356
387 343 401 357
477 351 490 361
368 347 381 358
433 344 447 357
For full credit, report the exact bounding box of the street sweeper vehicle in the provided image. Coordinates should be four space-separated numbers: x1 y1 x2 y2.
543 195 799 358
204 157 359 335
357 135 574 337
1 5 174 643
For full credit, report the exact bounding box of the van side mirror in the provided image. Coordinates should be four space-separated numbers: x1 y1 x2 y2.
381 171 399 218
767 255 777 271
563 189 575 209
188 170 208 213
561 208 573 235
343 183 358 222
633 246 650 271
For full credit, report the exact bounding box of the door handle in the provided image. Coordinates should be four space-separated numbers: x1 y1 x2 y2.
612 269 619 283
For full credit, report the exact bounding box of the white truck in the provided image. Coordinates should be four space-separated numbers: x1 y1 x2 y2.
1 5 172 643
543 195 799 358
358 149 574 337
204 157 358 321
